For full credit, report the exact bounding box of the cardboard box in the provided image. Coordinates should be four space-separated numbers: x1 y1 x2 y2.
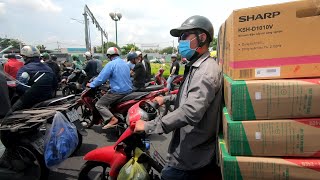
219 138 320 180
223 107 320 157
219 0 320 80
224 74 320 120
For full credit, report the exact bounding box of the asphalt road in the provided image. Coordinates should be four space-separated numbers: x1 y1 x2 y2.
48 125 171 180
0 91 171 179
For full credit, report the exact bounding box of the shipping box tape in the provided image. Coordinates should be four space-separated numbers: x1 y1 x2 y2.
224 74 320 120
219 137 320 180
219 0 320 80
223 107 320 157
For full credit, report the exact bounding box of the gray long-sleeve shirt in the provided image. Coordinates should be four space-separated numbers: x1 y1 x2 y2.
145 52 223 170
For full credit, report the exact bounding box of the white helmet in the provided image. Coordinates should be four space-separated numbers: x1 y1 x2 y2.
136 51 142 56
106 47 120 56
171 54 177 58
84 51 92 57
20 45 40 57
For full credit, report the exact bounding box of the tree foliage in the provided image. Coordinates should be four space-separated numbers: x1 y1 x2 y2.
0 38 21 49
143 48 159 53
95 41 120 53
36 45 46 50
159 46 177 55
121 44 140 55
210 36 218 50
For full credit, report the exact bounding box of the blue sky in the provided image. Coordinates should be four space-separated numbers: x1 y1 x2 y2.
0 0 292 49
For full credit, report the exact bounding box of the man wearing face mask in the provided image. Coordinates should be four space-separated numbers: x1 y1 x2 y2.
134 15 223 179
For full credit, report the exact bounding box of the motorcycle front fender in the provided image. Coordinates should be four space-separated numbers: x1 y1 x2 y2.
83 145 127 177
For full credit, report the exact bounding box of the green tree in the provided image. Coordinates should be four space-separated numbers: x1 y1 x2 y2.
210 36 218 50
96 41 120 53
143 48 159 53
121 44 140 55
0 38 21 49
159 46 177 55
36 45 46 50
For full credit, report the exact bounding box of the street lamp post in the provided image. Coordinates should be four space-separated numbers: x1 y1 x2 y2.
109 12 122 46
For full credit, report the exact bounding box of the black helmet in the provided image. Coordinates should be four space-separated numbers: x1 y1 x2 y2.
8 53 16 59
51 55 57 61
170 15 214 42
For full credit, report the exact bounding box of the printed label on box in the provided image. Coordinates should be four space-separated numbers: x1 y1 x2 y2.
255 67 280 77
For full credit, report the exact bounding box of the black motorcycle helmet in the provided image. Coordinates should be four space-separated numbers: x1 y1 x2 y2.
51 55 57 61
170 15 214 44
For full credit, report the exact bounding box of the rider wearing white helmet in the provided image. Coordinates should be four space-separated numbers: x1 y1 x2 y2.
87 47 132 129
83 51 98 88
13 45 57 111
136 50 152 82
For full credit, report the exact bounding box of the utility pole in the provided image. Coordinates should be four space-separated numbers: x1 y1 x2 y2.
101 31 104 54
57 41 60 51
83 12 90 51
83 5 108 53
172 40 175 54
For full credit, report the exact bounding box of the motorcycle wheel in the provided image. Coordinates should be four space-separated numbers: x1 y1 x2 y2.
0 145 49 180
62 86 72 97
72 131 83 156
75 104 93 128
78 161 111 180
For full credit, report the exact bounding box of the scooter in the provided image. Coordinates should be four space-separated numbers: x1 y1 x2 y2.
62 70 87 96
78 85 168 136
0 96 87 180
78 100 164 180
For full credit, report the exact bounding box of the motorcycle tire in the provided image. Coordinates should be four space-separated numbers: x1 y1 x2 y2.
78 161 111 180
62 86 72 97
72 131 83 156
0 145 49 180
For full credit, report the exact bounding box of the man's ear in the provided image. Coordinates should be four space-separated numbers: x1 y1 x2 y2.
198 33 207 47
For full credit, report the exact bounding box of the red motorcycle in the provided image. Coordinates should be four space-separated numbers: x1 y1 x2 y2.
78 85 168 135
154 65 183 91
78 100 164 180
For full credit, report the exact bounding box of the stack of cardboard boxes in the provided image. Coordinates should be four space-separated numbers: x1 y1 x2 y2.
218 1 320 179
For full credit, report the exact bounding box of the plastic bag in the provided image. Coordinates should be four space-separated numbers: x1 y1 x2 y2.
44 111 78 168
117 147 150 180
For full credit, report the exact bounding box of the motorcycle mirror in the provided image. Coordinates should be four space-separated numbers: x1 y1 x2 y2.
81 70 87 76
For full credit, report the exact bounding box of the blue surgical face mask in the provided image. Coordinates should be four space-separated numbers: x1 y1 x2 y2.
178 37 198 60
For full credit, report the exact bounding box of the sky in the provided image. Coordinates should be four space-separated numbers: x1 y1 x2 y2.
0 0 293 50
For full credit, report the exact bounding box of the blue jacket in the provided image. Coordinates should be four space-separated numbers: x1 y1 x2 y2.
16 58 56 94
90 56 132 94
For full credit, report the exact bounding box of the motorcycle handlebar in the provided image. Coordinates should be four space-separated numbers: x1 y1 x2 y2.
149 101 160 109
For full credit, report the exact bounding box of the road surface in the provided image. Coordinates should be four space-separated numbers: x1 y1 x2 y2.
48 125 171 179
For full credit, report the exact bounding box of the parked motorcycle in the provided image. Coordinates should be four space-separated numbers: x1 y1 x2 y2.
0 95 87 180
78 100 164 180
78 85 168 136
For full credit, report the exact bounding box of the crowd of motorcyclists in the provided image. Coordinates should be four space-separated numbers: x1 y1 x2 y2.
0 45 182 123
0 14 223 180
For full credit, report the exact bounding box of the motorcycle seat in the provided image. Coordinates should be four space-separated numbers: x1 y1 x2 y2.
33 95 76 108
113 92 149 104
140 85 164 92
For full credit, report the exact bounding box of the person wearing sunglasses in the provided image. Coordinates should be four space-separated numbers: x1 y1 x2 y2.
134 15 223 179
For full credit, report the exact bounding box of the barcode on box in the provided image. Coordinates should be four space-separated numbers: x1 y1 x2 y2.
239 69 254 79
255 67 280 78
267 69 277 73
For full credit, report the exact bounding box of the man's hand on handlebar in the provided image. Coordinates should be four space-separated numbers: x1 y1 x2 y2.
153 96 164 106
134 120 145 133
86 83 91 88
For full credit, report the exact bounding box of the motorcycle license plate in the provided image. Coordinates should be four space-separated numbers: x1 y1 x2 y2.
66 109 80 123
31 134 45 153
